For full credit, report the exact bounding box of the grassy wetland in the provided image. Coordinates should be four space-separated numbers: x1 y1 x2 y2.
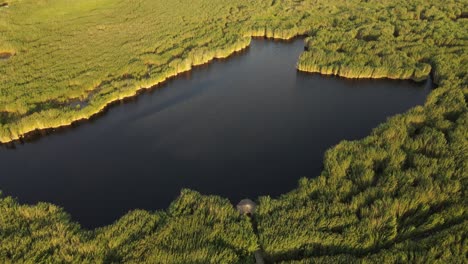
0 0 466 142
1 0 467 263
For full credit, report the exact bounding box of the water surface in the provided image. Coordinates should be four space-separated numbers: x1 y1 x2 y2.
0 38 432 228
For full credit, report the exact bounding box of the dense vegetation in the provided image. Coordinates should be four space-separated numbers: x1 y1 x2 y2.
0 190 258 263
0 0 466 143
0 0 466 263
257 99 467 262
255 0 468 262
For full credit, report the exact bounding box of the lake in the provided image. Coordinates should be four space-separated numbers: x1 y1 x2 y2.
0 38 432 228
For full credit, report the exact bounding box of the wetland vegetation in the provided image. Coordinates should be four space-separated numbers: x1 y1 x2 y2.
0 0 467 263
0 38 431 229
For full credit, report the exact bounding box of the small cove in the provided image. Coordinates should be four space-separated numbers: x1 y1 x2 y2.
0 38 432 228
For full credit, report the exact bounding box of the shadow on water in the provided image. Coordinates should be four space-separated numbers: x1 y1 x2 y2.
5 45 255 147
0 38 432 228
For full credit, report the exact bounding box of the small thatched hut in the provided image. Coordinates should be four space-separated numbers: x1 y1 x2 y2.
237 199 256 215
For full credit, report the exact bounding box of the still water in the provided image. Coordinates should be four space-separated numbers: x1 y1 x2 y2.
0 38 432 228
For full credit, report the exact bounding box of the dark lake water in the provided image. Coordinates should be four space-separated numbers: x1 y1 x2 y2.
0 38 432 228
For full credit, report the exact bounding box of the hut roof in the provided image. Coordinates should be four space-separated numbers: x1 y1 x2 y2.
237 199 256 215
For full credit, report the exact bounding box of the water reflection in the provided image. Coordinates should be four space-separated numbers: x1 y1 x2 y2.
0 38 431 228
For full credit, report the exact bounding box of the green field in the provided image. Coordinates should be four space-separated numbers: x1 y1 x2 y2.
0 0 467 263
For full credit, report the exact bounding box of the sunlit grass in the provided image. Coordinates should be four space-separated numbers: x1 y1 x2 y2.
0 0 466 263
1 0 464 144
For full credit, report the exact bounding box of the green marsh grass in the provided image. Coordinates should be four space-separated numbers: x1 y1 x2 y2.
0 0 467 262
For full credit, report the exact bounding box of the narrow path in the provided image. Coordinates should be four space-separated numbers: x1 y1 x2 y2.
250 216 266 264
254 250 265 264
236 199 266 264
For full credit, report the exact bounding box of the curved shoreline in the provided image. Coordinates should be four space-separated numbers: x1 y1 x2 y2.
1 34 305 145
0 33 433 145
296 63 431 82
0 38 252 144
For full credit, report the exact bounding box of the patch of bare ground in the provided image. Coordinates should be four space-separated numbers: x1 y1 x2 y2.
0 52 12 60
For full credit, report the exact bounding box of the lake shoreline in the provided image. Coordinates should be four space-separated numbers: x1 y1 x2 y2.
0 33 434 146
2 34 305 145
